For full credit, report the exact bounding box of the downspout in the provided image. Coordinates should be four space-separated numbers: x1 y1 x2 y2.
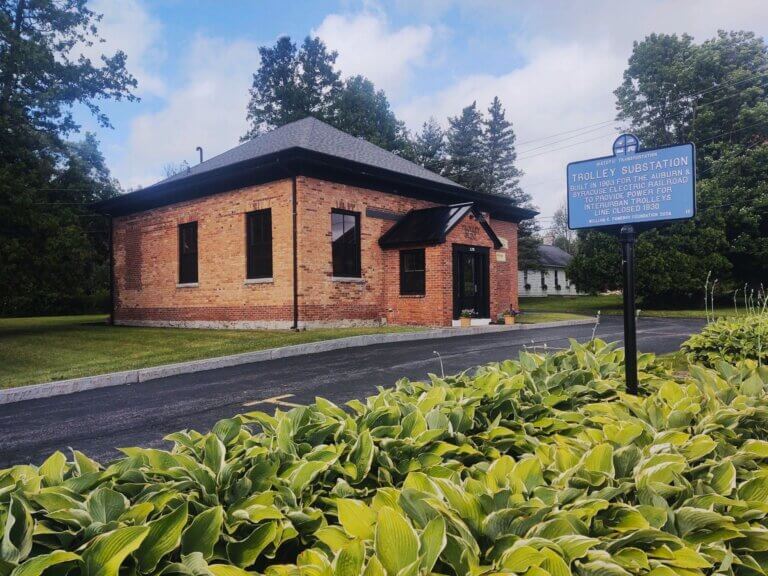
109 215 115 325
292 175 299 330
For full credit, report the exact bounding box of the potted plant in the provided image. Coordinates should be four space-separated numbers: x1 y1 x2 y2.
502 307 520 325
459 309 474 327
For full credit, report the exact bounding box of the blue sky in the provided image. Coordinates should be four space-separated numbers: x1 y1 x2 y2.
78 0 768 219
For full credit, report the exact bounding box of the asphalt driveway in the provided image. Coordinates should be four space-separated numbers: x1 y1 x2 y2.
0 316 704 467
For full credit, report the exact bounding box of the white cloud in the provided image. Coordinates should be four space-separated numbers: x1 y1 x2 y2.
117 35 260 189
314 12 433 97
81 0 166 97
397 0 768 219
399 41 625 220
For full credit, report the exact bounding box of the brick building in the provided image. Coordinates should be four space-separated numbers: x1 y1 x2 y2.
96 117 536 328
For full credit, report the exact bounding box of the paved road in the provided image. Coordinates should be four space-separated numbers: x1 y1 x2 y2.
0 317 704 467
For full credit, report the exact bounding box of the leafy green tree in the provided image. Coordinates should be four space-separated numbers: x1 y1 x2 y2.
444 102 486 191
331 75 411 155
0 0 137 133
616 31 768 149
412 117 446 174
566 231 621 294
517 233 543 272
571 30 768 304
695 142 768 286
243 36 341 138
548 203 577 255
0 0 135 315
242 36 411 156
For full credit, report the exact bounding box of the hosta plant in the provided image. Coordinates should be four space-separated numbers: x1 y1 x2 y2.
682 314 768 367
1 339 768 575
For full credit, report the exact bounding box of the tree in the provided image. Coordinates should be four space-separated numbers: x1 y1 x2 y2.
0 0 137 133
243 35 341 138
616 31 768 149
566 231 621 294
242 36 412 156
412 117 446 174
549 203 577 255
163 161 190 179
571 30 768 304
0 0 136 315
444 102 486 191
331 75 411 155
517 232 543 272
483 96 524 200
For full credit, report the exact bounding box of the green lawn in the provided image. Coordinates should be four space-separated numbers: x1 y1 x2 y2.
520 295 740 319
0 315 421 389
516 312 593 324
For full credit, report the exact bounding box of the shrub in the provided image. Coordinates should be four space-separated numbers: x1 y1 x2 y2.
682 314 768 367
1 340 768 575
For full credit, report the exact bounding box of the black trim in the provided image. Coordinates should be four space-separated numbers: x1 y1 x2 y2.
292 176 298 329
400 248 426 296
94 147 538 223
366 207 403 221
331 208 361 278
380 204 503 249
245 209 273 279
178 221 198 284
452 244 490 319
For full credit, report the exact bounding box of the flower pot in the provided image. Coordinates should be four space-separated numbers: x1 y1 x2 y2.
460 317 471 327
504 315 515 325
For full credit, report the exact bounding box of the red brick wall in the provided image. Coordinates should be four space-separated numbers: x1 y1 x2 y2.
111 175 520 327
295 177 435 324
381 210 519 326
112 179 295 327
488 218 520 317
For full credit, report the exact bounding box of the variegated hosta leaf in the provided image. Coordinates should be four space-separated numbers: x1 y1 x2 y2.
1 338 768 575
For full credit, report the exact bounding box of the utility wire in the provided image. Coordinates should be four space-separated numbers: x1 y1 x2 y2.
517 66 768 151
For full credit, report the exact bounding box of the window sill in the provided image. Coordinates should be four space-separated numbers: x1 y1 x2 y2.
332 276 365 283
399 294 425 298
176 283 199 288
245 277 273 284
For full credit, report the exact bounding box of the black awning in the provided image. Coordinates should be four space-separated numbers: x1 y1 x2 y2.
379 203 502 249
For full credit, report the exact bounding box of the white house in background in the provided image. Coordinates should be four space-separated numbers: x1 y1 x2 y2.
518 244 583 297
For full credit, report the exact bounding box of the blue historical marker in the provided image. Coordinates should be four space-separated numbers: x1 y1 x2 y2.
567 139 695 230
565 135 696 395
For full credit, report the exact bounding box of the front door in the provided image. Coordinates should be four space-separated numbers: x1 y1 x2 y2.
453 245 490 319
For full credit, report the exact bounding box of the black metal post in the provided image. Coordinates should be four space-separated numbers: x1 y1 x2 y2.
620 225 638 395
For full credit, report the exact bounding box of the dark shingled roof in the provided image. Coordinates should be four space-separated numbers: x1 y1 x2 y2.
162 116 460 189
95 117 538 222
538 244 572 268
379 203 502 249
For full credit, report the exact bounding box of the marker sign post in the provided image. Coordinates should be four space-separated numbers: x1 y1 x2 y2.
567 136 695 394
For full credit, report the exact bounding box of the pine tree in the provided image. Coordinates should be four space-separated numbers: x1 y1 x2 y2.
444 102 485 191
412 117 446 174
483 96 525 202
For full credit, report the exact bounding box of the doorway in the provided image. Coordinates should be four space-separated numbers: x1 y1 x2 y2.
453 245 490 319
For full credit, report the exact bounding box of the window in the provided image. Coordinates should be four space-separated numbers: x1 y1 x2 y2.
540 270 547 289
178 222 198 284
246 209 272 279
400 249 425 295
332 209 361 277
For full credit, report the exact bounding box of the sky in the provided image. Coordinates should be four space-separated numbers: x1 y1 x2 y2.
77 0 768 220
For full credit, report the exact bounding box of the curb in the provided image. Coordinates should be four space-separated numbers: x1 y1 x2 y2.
1 318 595 405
